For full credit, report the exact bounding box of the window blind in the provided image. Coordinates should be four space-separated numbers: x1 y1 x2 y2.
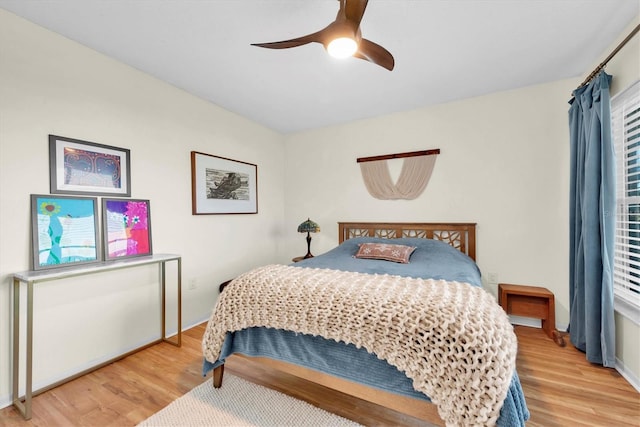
613 80 640 314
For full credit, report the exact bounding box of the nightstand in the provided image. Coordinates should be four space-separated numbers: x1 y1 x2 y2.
498 283 565 346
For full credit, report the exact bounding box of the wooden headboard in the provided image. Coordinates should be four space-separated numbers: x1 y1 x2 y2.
338 222 477 261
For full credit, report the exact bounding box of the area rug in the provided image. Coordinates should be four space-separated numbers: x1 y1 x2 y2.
138 373 363 426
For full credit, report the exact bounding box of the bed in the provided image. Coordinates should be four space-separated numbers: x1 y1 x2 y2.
202 222 529 426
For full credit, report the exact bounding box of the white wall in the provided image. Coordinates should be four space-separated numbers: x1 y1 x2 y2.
0 9 286 406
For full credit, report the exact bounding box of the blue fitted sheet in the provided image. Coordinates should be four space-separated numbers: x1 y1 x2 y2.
203 237 529 426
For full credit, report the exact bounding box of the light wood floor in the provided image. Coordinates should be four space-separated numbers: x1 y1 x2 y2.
0 324 638 426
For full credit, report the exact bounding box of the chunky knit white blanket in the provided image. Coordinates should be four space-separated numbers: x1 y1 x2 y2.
202 264 517 427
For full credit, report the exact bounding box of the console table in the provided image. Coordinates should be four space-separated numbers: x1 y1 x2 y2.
11 253 182 420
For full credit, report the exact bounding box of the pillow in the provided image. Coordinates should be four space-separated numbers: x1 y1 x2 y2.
354 242 416 264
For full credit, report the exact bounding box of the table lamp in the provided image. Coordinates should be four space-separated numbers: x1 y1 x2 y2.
297 218 320 259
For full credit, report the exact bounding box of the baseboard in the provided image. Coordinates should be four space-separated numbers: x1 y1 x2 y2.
0 319 210 411
0 396 10 412
182 316 210 331
616 357 640 393
509 315 540 328
508 315 568 333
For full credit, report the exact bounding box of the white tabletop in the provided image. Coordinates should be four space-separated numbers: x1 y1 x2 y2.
13 253 181 283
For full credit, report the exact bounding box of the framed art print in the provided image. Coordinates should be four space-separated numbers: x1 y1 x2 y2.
31 194 100 270
49 134 131 196
102 198 152 260
191 151 258 214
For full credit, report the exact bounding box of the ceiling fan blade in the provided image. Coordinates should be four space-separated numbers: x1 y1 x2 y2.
251 31 323 49
354 38 395 71
252 2 395 72
344 0 369 25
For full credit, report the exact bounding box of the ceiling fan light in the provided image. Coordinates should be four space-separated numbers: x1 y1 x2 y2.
327 37 358 59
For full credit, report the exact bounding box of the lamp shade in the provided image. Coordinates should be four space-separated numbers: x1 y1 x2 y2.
297 218 320 233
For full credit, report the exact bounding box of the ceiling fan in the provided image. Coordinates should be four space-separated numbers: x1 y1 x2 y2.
251 0 394 71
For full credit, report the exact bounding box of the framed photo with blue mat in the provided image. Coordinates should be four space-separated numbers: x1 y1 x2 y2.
31 194 100 270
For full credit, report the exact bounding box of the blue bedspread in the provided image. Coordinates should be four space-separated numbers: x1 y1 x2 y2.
203 237 529 426
294 237 482 286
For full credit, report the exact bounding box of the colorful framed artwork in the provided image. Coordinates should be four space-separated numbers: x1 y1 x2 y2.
31 194 100 270
191 151 258 214
102 198 152 260
49 134 131 196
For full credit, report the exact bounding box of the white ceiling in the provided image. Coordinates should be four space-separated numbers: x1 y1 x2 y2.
1 0 638 134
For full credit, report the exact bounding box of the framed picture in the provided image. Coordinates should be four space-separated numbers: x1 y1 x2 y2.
49 134 131 196
31 194 100 270
191 151 258 214
102 198 152 260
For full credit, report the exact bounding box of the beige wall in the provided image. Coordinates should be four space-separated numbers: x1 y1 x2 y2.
0 9 286 406
283 79 572 318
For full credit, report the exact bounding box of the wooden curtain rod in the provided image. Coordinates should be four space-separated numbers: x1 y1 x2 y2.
356 149 440 163
576 23 640 90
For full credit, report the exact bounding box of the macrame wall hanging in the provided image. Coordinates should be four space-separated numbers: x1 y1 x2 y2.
357 149 440 200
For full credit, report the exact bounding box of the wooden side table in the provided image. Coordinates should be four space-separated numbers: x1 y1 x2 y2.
498 283 565 346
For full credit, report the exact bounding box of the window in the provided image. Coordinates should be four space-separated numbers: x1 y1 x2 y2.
613 80 640 324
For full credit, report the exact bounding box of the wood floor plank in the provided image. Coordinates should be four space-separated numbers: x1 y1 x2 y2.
0 324 638 426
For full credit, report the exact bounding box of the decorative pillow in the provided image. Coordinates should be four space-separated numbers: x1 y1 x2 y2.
354 243 416 264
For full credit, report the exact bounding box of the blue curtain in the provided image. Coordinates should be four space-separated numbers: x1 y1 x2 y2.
568 71 616 367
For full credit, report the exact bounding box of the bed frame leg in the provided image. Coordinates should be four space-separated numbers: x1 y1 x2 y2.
213 364 224 388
